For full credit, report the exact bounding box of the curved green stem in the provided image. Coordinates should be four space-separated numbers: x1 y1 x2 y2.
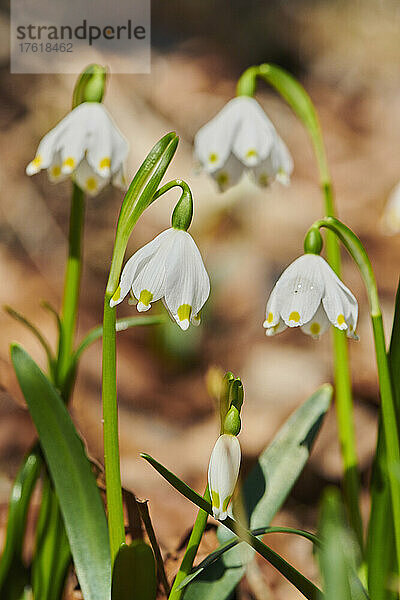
168 486 210 600
101 134 179 562
313 217 400 573
238 63 362 549
57 184 85 390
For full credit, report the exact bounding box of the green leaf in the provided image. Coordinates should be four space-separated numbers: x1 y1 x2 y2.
185 384 332 600
141 453 322 600
367 278 400 600
112 541 157 600
11 344 111 600
5 306 55 376
177 526 320 590
0 448 42 600
319 488 368 600
32 475 71 600
73 315 165 363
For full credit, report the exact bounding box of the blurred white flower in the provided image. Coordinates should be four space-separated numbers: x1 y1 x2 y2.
263 254 358 339
381 182 400 235
26 102 128 196
110 228 210 331
194 96 293 192
208 434 241 521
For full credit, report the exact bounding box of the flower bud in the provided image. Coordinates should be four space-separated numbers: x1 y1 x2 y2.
171 180 193 231
304 227 323 255
208 434 241 520
72 64 107 107
223 406 241 436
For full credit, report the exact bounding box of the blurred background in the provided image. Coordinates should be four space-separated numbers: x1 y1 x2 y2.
1 0 400 597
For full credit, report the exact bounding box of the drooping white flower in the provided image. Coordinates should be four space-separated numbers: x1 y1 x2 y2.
263 254 358 339
194 96 293 192
208 434 241 521
26 102 128 196
381 182 400 235
110 228 210 330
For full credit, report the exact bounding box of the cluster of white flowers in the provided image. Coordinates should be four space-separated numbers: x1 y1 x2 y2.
194 96 293 192
26 93 361 340
26 80 366 527
26 102 128 196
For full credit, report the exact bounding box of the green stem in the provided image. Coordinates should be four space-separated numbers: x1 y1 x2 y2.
323 189 363 553
168 487 210 600
102 294 125 561
371 315 400 570
57 184 85 390
314 217 400 575
100 133 179 561
240 63 362 550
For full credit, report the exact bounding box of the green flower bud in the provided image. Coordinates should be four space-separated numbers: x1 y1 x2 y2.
229 378 244 413
171 181 193 231
72 64 107 108
304 227 323 255
223 406 241 436
219 372 235 433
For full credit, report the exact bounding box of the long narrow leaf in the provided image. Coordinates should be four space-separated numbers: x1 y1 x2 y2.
318 489 368 600
177 526 320 590
74 315 165 362
11 344 111 600
141 453 322 600
5 306 55 373
32 476 71 600
367 278 400 600
0 448 42 598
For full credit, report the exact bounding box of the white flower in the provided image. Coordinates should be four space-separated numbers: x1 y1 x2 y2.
208 434 241 521
26 102 128 196
381 182 400 235
194 96 293 192
110 228 210 330
263 254 358 339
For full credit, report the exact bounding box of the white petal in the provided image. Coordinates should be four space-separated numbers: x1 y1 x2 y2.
84 104 128 177
26 125 62 174
211 154 244 192
110 229 173 308
251 135 293 187
264 286 281 329
112 166 128 191
46 151 68 183
264 318 288 337
381 182 400 235
208 434 241 521
194 97 245 173
163 230 210 329
273 136 293 184
231 97 276 167
273 254 324 327
72 159 108 196
319 258 358 331
131 229 178 310
301 303 331 339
